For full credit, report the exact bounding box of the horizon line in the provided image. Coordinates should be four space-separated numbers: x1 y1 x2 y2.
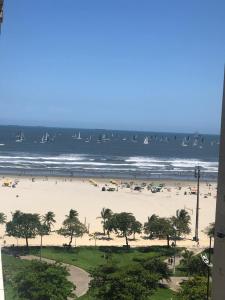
0 123 220 136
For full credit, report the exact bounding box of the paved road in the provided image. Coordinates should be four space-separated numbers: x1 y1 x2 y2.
20 255 90 298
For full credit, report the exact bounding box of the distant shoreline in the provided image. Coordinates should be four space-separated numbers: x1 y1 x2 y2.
0 123 220 136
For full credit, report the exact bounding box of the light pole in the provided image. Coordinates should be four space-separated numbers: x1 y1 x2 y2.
172 225 177 274
194 166 201 242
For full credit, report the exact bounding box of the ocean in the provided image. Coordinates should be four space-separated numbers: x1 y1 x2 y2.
0 125 219 181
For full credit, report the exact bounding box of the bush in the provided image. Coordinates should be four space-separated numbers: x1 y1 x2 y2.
178 276 210 300
14 260 76 300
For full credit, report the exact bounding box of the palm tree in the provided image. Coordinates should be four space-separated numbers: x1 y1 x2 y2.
180 249 194 266
171 209 191 238
67 209 79 221
180 250 195 275
0 212 6 224
42 211 56 229
39 211 56 260
98 208 113 235
58 209 86 246
0 212 6 241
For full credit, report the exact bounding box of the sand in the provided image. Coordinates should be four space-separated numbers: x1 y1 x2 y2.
0 176 217 248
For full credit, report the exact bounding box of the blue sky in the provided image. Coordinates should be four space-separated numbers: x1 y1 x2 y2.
0 0 224 133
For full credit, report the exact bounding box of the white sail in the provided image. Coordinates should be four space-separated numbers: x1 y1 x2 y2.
143 137 149 144
16 132 25 143
193 139 198 146
181 137 188 147
40 132 50 143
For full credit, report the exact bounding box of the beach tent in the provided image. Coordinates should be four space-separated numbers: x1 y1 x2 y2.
3 179 12 187
190 188 197 195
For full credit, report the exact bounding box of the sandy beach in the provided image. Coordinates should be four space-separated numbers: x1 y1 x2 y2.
0 176 217 248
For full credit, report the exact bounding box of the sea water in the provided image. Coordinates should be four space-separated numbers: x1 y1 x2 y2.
0 125 219 180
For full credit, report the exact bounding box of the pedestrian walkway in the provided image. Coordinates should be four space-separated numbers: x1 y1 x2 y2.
165 246 206 291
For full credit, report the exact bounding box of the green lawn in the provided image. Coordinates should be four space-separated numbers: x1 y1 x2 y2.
150 288 178 299
2 254 30 300
14 245 175 272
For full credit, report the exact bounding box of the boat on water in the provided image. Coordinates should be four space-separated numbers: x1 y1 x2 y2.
181 137 189 147
72 133 77 139
77 132 82 140
143 137 149 145
193 138 198 146
97 133 110 143
85 136 91 143
131 135 138 142
16 131 25 143
40 132 50 143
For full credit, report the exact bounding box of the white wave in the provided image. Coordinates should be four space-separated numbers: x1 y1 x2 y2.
0 154 87 161
126 156 218 169
132 163 167 168
126 157 167 163
0 160 132 167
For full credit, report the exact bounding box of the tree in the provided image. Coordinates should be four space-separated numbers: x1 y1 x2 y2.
144 210 190 247
171 209 191 238
204 222 215 238
144 214 161 239
42 211 56 229
6 211 40 247
180 251 208 276
39 211 56 259
58 209 87 246
178 276 210 300
104 217 114 239
180 250 195 270
159 217 175 247
14 260 76 300
89 263 159 300
110 212 141 247
141 257 171 281
98 208 113 235
187 255 208 276
0 212 6 224
130 220 142 240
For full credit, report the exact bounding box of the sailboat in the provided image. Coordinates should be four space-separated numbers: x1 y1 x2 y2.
72 133 77 139
131 135 138 143
40 132 50 143
181 137 188 147
85 136 91 143
143 137 149 145
193 138 198 147
16 131 25 143
77 132 82 140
